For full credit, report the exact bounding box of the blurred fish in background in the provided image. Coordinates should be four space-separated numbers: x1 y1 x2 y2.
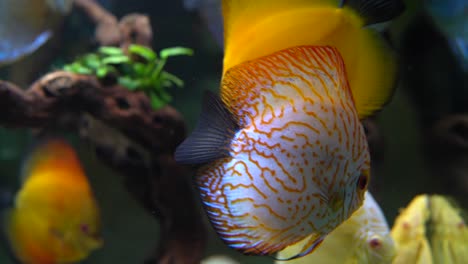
0 0 75 66
391 195 433 264
424 0 468 72
391 194 468 264
2 138 102 264
183 0 224 48
429 195 468 264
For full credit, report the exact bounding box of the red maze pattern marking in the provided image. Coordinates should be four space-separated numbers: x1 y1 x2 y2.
198 46 370 255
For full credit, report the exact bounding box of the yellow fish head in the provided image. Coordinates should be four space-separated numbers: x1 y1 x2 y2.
60 207 103 261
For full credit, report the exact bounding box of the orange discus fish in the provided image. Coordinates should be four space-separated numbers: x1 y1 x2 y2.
3 138 102 264
175 0 403 260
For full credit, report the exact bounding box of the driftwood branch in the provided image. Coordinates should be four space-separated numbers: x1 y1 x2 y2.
0 1 205 263
74 0 153 48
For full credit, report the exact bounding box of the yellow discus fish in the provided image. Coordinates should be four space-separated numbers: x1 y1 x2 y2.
391 195 433 264
3 138 102 264
276 192 396 264
176 0 403 260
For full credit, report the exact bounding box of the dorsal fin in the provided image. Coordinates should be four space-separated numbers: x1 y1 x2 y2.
221 0 404 119
275 233 326 261
344 0 405 25
222 0 342 72
174 91 240 165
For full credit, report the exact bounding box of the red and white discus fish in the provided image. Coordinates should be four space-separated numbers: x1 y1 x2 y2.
176 0 403 260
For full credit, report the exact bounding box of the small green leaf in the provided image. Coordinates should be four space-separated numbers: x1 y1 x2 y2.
75 67 93 75
149 91 165 109
118 77 141 90
102 55 130 65
83 54 101 69
96 67 109 78
161 79 172 88
160 71 184 87
158 89 172 102
63 65 74 72
132 63 147 75
64 62 93 74
140 78 155 90
99 46 124 56
128 44 157 61
160 47 193 59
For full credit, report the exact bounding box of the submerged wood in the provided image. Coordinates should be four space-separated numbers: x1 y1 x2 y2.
0 1 205 263
74 0 153 48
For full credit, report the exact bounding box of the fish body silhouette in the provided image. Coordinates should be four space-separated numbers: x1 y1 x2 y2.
3 138 102 264
0 0 74 65
176 0 403 259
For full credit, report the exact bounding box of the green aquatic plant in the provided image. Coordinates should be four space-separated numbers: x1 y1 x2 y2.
63 45 193 109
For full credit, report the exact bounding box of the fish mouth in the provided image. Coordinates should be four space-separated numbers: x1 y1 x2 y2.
69 231 103 257
81 231 104 251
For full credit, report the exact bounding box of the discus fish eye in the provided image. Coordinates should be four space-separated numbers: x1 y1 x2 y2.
357 173 368 190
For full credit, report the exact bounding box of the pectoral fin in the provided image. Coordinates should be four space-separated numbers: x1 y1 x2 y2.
174 90 240 165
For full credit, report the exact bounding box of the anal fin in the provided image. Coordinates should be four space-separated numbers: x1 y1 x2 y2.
275 233 326 261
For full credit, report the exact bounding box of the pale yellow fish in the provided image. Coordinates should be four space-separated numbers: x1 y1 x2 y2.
391 194 468 264
429 195 468 264
276 192 395 264
391 195 433 264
